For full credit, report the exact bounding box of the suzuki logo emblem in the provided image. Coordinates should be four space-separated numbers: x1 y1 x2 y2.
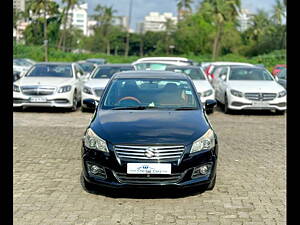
145 147 156 158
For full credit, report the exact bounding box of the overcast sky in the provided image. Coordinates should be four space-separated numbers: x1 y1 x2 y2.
61 0 277 30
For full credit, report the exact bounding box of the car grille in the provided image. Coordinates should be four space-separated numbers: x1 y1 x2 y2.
21 86 56 96
244 93 277 101
93 88 104 97
114 145 185 163
113 171 184 184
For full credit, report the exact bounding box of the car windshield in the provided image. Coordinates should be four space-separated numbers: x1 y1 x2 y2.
101 78 200 110
26 64 73 78
278 69 286 79
78 63 95 73
135 63 173 71
166 68 206 80
13 59 32 67
229 68 274 81
91 66 133 79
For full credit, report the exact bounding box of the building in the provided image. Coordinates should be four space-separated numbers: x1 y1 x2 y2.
60 3 88 36
138 12 177 33
13 0 25 11
236 9 254 32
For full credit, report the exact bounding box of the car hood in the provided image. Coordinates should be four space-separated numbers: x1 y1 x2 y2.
227 81 284 93
192 80 213 93
16 77 74 87
90 110 210 145
84 78 110 88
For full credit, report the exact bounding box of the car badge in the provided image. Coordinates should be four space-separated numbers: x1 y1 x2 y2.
145 147 156 158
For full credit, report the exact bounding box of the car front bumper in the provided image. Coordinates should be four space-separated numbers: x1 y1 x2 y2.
81 92 100 108
81 144 218 189
228 95 286 111
13 91 74 108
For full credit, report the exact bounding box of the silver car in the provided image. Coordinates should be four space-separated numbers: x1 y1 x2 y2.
212 65 286 114
13 62 86 111
81 64 134 111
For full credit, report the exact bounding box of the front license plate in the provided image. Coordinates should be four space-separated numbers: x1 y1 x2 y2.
127 163 171 174
29 97 47 103
252 101 269 107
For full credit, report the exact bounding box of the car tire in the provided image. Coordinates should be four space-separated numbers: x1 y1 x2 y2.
275 110 285 115
224 96 231 114
206 108 214 114
80 172 96 194
206 175 216 191
71 91 78 112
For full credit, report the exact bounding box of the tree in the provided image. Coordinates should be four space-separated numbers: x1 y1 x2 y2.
199 0 241 59
177 0 194 21
57 0 80 51
271 0 286 25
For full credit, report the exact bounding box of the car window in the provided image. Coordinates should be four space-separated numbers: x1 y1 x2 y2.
229 68 274 81
278 69 286 79
213 67 223 78
135 63 171 71
26 64 73 78
166 68 206 80
91 66 134 79
102 78 200 110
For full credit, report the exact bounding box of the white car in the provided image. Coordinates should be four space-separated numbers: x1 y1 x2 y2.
133 57 194 65
13 62 86 111
81 64 134 111
205 61 255 80
212 65 286 114
165 65 215 112
13 59 34 77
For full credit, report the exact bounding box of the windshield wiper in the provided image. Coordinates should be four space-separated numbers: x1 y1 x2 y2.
175 107 198 111
111 106 148 110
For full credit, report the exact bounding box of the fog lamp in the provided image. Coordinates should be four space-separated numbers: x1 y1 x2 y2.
192 164 212 178
87 163 106 178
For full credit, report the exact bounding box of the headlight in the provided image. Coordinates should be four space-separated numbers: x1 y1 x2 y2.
13 85 20 92
84 128 109 152
230 89 243 97
83 86 93 95
278 90 286 98
202 89 213 97
58 85 72 93
190 129 215 154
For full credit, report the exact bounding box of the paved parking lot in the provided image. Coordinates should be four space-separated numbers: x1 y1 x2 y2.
13 108 286 225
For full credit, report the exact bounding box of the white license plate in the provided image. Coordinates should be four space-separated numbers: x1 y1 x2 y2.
29 97 47 103
127 163 171 174
252 101 269 107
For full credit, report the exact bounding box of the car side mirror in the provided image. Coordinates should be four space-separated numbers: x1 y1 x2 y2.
220 74 226 81
205 99 217 111
83 98 97 109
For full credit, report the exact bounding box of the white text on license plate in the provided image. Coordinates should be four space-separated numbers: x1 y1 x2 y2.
127 163 171 174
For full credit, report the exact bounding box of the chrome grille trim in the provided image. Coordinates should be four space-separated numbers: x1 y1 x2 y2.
244 93 277 101
21 85 56 96
114 145 185 164
113 171 184 184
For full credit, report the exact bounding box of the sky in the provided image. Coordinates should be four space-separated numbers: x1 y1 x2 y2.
62 0 278 30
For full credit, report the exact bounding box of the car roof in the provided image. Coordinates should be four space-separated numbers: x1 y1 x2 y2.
135 57 190 62
98 64 134 67
112 70 189 79
166 65 201 69
34 62 74 65
208 61 254 65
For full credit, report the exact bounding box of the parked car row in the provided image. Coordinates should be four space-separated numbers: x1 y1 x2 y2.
13 57 286 114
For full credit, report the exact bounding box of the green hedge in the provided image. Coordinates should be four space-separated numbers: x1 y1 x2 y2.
13 44 286 71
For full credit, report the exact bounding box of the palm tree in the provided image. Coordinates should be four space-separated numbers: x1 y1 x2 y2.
250 10 271 41
57 0 80 51
164 18 176 54
177 0 194 21
271 0 286 25
201 0 241 59
25 0 59 60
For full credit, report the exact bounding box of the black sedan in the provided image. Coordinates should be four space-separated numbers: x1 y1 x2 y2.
81 71 218 193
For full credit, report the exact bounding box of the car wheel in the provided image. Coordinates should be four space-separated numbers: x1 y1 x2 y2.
275 110 285 115
224 96 231 114
206 108 214 114
80 172 96 194
206 175 216 191
71 91 78 112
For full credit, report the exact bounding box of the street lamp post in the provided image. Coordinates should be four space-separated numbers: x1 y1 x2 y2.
125 0 133 57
